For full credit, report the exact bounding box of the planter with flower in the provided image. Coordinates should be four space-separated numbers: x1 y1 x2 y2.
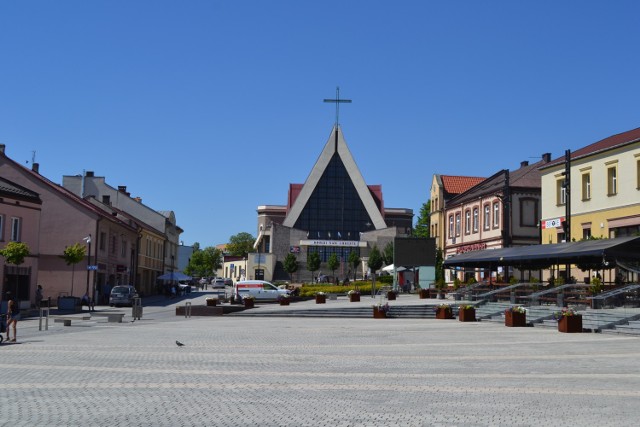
387 290 397 301
315 292 326 304
348 289 360 302
555 307 582 333
373 302 389 318
458 304 476 322
418 286 429 299
278 294 290 306
504 306 527 327
242 295 255 309
205 297 218 307
435 303 454 320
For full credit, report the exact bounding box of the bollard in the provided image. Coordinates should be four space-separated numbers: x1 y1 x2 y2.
132 297 143 320
39 307 50 331
184 302 192 318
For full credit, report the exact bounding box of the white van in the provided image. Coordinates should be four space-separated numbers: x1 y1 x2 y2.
233 280 289 301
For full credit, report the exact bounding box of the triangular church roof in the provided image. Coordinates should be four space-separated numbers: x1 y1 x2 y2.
282 125 387 230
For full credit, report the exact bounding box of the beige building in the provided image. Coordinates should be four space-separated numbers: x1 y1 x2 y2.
429 175 485 251
540 127 640 282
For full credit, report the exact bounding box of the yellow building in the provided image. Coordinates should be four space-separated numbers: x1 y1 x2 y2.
540 127 640 282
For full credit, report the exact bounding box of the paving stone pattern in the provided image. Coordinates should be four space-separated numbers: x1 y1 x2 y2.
2 295 640 426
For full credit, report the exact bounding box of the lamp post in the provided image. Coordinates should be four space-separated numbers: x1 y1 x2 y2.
83 234 92 296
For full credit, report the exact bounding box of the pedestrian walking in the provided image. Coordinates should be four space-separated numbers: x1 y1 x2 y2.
5 291 19 342
35 285 43 307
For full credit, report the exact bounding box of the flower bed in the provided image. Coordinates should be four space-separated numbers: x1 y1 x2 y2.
435 304 454 319
555 308 583 333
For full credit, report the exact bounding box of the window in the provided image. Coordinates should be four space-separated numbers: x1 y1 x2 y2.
581 173 591 201
493 202 500 228
110 234 117 255
637 159 640 189
455 213 461 236
519 198 538 227
448 215 454 239
0 215 3 241
99 232 106 251
583 227 592 240
607 166 617 195
464 210 471 234
483 205 490 230
472 208 479 232
556 179 566 205
121 238 127 257
10 217 21 241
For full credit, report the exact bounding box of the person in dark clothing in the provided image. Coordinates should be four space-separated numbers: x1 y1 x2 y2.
5 291 19 342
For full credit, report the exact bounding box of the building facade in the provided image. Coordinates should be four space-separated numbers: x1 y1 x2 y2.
540 127 640 282
444 154 551 283
0 176 42 308
251 125 413 282
429 174 485 251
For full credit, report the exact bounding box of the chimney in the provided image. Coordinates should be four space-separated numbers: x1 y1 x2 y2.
542 152 551 163
32 163 40 173
86 171 94 177
520 161 529 168
134 197 142 203
118 186 127 193
0 144 5 154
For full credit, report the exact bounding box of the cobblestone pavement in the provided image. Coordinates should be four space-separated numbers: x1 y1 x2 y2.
2 295 640 426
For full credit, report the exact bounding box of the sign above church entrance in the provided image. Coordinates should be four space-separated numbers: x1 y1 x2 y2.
300 239 367 248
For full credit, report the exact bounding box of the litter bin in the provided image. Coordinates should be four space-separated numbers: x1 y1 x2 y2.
132 297 143 320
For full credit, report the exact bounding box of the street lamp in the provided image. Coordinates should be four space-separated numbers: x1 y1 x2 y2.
83 235 92 296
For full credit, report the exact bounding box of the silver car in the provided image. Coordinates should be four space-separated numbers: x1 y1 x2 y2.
109 285 137 307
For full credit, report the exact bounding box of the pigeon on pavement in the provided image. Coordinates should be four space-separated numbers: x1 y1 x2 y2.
176 340 185 347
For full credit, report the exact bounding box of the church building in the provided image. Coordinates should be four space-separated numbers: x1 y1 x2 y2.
248 125 413 282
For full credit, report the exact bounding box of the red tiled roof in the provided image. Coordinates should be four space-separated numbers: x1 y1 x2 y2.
544 126 640 168
441 175 486 195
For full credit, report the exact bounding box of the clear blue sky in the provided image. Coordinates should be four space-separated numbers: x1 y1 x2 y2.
2 1 639 248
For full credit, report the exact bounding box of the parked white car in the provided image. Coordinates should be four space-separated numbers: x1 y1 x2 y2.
233 280 290 301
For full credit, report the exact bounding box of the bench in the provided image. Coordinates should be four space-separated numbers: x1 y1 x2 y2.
91 312 126 323
52 316 91 326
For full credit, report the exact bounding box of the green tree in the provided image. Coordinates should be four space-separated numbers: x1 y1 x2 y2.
0 242 30 297
307 252 321 283
227 232 255 258
327 253 340 282
61 243 86 296
184 246 222 278
414 200 431 238
382 241 394 266
367 245 384 297
283 253 299 282
348 251 361 280
435 247 444 282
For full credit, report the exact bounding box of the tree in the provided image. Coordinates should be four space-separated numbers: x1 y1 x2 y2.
348 251 361 280
307 252 321 283
227 232 255 258
61 243 86 296
414 200 431 238
435 247 444 282
367 245 384 297
327 253 340 282
382 242 394 266
184 246 222 278
283 253 299 282
0 242 30 297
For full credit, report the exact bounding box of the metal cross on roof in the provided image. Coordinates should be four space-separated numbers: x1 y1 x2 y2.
323 86 352 126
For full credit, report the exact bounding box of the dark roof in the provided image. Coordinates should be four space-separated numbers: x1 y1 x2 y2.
541 127 640 169
0 177 42 203
443 236 640 269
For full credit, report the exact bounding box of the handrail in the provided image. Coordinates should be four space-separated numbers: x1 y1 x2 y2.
475 282 530 298
589 283 640 300
523 283 589 299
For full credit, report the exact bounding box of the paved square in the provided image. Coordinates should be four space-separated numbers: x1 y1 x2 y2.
2 300 639 426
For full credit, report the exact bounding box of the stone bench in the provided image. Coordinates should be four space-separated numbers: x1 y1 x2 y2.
51 316 91 326
91 312 126 323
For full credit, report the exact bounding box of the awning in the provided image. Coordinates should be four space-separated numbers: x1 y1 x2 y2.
443 236 640 269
